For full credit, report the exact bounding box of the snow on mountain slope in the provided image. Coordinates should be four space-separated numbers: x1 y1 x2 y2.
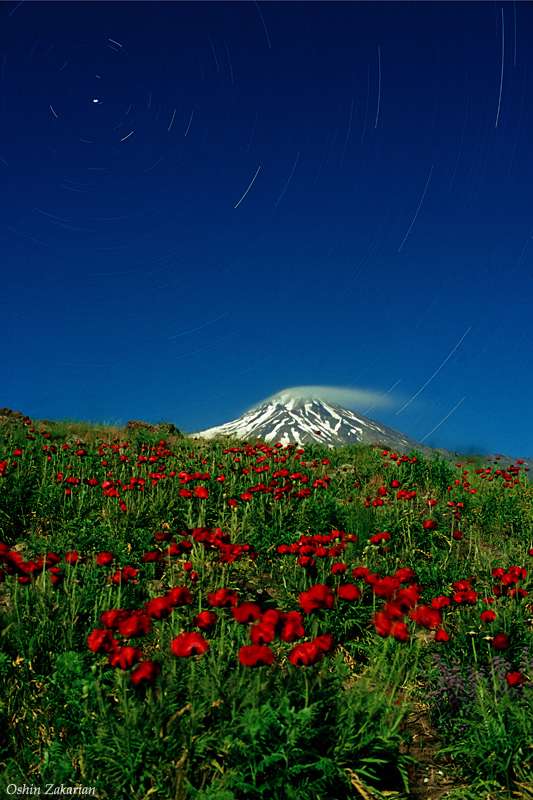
194 393 421 451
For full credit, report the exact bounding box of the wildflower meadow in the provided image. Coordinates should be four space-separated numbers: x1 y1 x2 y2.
0 412 531 799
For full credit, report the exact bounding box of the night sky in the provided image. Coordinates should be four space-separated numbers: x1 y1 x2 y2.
1 1 532 456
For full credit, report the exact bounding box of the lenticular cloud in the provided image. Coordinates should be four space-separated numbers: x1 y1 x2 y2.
262 385 396 410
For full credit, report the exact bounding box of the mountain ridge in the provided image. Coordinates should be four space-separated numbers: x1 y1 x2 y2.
195 395 424 452
193 394 531 472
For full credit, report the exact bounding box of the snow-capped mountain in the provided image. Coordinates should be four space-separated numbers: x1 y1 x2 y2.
194 391 422 451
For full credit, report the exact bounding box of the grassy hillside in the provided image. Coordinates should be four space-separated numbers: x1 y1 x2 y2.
0 413 531 799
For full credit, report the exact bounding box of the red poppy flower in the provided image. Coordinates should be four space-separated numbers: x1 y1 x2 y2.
492 632 509 650
337 583 361 602
372 576 401 599
505 671 525 687
395 567 416 583
508 587 528 599
297 555 316 569
100 608 128 629
453 579 473 591
48 566 64 586
313 633 334 653
111 565 139 585
109 646 142 670
288 641 322 667
480 610 497 623
453 589 478 605
373 611 392 638
396 585 422 610
410 605 442 630
352 566 371 580
280 616 306 642
87 628 118 654
381 601 401 620
331 562 348 575
435 628 449 643
19 559 40 577
145 596 173 620
130 660 159 686
194 486 209 499
207 588 239 607
232 602 262 624
194 610 217 630
369 532 391 545
298 584 335 614
96 551 114 566
391 621 410 642
238 644 274 667
142 551 161 563
431 595 451 610
64 551 79 565
166 586 193 606
422 519 437 531
171 631 209 658
118 612 152 638
284 610 304 627
250 621 276 645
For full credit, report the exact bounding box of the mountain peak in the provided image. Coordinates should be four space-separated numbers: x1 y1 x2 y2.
195 393 420 451
260 394 331 414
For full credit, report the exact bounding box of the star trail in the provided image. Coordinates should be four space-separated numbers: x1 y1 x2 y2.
1 1 532 456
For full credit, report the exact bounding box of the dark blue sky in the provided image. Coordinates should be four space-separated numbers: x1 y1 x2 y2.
1 1 532 455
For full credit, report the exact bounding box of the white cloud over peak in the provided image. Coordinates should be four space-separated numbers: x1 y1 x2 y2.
261 385 397 410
